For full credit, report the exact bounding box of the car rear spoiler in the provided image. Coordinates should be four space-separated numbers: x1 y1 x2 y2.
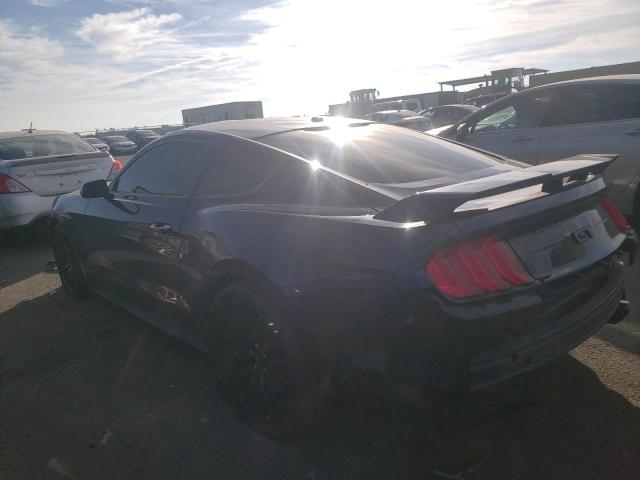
373 154 618 222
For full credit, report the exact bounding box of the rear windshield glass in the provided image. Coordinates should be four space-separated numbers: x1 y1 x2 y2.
260 123 502 184
84 138 101 144
0 133 96 160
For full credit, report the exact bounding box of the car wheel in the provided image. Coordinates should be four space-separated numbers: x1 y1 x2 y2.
52 228 89 299
207 282 332 438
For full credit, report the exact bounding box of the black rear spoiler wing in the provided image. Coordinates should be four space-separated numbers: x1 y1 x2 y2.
374 154 617 222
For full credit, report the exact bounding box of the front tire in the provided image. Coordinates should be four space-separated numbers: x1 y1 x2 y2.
52 227 89 299
207 282 332 438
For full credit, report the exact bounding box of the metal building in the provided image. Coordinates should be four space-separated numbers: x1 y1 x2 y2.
182 101 263 126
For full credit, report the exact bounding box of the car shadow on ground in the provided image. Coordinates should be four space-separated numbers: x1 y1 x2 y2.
1 290 639 480
0 223 53 288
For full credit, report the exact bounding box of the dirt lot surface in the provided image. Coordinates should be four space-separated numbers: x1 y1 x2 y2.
1 230 639 480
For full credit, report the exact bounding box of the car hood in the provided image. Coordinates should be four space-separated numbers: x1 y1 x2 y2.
426 124 455 136
394 116 426 123
113 141 136 146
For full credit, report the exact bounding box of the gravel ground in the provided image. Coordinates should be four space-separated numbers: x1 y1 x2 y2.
0 229 638 480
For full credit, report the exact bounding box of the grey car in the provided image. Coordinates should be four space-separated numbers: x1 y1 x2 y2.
82 136 110 153
102 135 138 155
0 130 116 231
420 104 479 128
364 110 433 131
433 75 640 221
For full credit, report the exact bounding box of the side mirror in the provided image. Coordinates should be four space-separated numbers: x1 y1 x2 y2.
81 179 110 198
456 123 470 140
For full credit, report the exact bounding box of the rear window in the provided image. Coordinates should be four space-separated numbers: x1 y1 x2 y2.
260 123 502 184
0 133 96 160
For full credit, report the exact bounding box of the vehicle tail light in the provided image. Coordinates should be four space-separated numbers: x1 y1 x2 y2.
0 173 31 194
426 236 533 299
601 197 629 232
107 159 122 181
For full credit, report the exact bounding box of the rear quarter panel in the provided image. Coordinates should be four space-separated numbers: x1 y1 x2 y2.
178 202 458 337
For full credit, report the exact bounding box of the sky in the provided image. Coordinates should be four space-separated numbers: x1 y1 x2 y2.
0 0 639 132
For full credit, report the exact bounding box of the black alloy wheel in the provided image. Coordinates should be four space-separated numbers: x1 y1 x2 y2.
208 282 331 438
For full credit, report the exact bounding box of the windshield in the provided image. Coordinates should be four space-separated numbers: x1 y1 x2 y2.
84 137 101 144
0 133 96 159
260 123 501 184
105 136 129 142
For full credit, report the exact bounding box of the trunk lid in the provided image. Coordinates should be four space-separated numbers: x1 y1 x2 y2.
2 151 113 196
373 154 627 281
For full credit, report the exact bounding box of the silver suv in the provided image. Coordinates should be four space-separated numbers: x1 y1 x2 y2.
434 75 640 221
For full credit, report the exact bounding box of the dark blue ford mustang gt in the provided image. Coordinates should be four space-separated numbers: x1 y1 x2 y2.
50 117 636 433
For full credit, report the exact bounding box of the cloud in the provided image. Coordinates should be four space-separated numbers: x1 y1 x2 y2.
1 0 638 132
77 8 183 60
29 0 69 6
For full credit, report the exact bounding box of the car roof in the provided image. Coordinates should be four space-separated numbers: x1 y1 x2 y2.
376 110 416 115
0 130 72 140
519 74 640 96
187 117 371 140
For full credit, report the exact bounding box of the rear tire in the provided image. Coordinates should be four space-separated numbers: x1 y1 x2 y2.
51 227 89 299
207 282 332 439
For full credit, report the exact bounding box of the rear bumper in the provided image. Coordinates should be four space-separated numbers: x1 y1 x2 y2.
467 259 625 390
0 192 55 229
347 253 629 392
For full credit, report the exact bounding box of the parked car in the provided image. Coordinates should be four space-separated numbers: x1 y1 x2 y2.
50 117 636 435
433 75 640 222
82 136 110 153
420 104 479 128
102 135 138 155
464 93 510 108
369 99 422 113
126 129 161 148
364 110 433 131
0 130 117 232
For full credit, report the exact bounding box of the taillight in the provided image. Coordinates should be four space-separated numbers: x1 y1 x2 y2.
107 159 122 181
0 173 31 194
601 197 629 232
426 236 534 299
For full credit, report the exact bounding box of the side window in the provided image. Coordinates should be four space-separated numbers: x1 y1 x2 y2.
472 95 549 133
472 104 517 133
114 142 210 195
609 85 640 120
194 141 367 208
542 85 640 127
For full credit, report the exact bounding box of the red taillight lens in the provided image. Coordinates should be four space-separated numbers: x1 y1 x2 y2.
426 237 533 299
107 159 122 181
601 197 629 232
0 173 31 194
426 250 483 298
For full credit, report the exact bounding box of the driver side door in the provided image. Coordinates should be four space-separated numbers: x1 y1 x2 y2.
461 93 550 164
82 140 212 323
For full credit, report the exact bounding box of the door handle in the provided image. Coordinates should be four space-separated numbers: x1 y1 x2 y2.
625 128 640 136
510 135 535 142
149 222 173 233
